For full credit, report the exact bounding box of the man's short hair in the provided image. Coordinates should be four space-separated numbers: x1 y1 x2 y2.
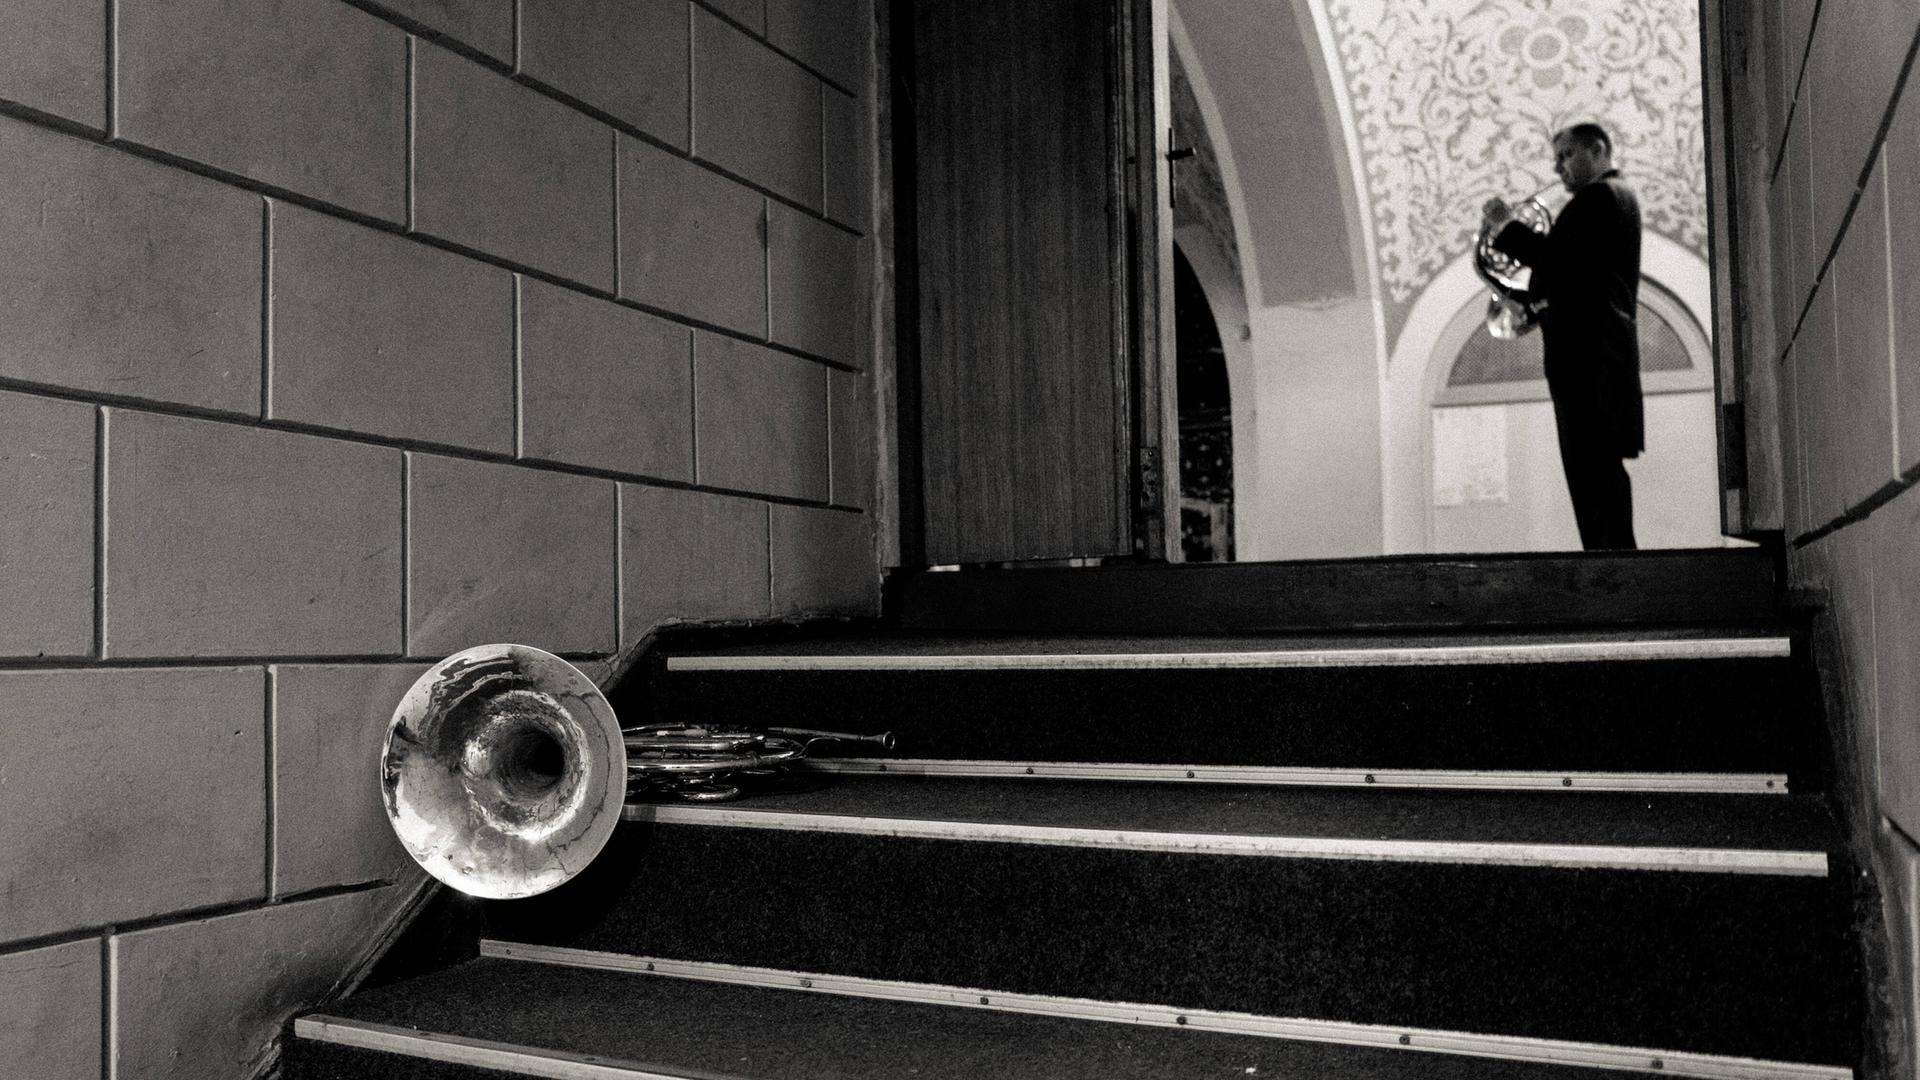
1557 122 1612 155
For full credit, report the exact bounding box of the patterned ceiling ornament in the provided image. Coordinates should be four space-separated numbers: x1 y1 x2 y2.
1325 0 1707 303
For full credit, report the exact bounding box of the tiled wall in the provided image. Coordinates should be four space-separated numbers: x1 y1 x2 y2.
1743 0 1920 1071
0 0 878 1075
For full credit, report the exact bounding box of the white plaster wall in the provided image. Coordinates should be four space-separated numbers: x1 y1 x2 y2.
1240 297 1384 560
1430 391 1726 553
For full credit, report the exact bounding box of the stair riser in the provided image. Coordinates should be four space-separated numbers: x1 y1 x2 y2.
283 1043 513 1080
485 825 1855 1065
892 552 1779 634
650 659 1807 775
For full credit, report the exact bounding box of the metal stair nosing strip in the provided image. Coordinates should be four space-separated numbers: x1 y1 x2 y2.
799 758 1791 794
662 637 1793 673
377 942 1842 1080
620 803 1828 876
292 1018 692 1080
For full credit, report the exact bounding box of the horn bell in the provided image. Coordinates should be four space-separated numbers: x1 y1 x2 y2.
382 643 626 899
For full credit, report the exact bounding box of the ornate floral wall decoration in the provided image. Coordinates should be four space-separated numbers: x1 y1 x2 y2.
1326 0 1707 303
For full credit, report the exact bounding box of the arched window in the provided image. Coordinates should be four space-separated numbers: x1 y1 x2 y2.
1432 279 1713 406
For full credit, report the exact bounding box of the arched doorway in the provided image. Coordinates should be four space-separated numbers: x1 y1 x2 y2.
1174 245 1234 561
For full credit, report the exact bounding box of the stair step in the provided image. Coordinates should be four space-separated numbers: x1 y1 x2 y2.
646 631 1812 778
890 549 1780 634
664 629 1792 670
621 776 1831 872
286 956 1846 1080
804 757 1788 793
483 778 1855 1065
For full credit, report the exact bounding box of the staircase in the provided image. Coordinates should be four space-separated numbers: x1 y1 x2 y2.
284 549 1861 1079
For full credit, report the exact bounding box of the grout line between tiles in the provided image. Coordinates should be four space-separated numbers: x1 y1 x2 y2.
263 666 277 897
94 408 108 659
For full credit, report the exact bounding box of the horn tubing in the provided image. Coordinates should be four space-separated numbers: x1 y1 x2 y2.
767 727 899 752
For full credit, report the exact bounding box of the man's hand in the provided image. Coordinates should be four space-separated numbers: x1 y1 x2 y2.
1481 197 1513 232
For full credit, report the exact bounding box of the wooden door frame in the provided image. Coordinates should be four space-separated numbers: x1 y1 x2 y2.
1701 0 1784 537
880 0 1179 567
1122 0 1182 562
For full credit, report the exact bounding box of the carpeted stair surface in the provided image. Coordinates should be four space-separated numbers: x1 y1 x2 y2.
287 958 1652 1080
618 774 1833 848
482 822 1855 1064
650 656 1809 776
288 549 1861 1078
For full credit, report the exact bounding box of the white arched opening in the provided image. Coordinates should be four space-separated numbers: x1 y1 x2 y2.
1175 228 1256 558
1382 232 1724 553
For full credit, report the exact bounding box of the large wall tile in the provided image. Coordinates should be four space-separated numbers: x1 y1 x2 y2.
270 202 514 453
111 885 413 1080
1876 821 1920 1073
1782 0 1817 100
520 279 693 479
693 333 828 500
705 0 765 34
104 412 403 657
1833 524 1881 789
692 8 823 208
1804 0 1916 258
1830 160 1897 507
272 664 431 897
414 44 616 289
408 455 617 655
1878 486 1920 838
0 118 260 414
823 86 868 229
770 504 875 615
117 0 406 221
1786 103 1817 314
0 668 264 940
829 368 873 509
520 0 689 148
0 938 99 1080
1767 173 1797 360
1781 338 1811 539
359 0 513 63
618 137 767 336
766 0 865 89
768 203 861 364
1800 282 1844 528
1762 0 1792 167
0 0 104 130
1885 82 1920 475
620 484 769 640
0 391 94 659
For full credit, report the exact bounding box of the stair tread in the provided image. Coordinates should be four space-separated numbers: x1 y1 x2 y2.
644 635 1811 778
626 775 1833 859
664 626 1790 661
296 957 1704 1080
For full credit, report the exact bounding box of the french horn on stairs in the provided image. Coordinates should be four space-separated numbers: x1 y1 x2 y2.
382 643 894 899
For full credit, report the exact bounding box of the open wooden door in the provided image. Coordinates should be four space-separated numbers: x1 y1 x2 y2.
903 0 1174 565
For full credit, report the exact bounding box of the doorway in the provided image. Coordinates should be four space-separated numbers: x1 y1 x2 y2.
1174 245 1235 561
892 0 1747 566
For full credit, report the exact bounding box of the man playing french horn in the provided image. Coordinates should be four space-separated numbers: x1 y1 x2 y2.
1482 122 1644 550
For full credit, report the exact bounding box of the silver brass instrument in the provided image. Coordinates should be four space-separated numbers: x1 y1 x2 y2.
382 643 895 899
1474 183 1557 339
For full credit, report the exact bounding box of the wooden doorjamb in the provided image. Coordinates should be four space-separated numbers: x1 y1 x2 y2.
1120 0 1180 561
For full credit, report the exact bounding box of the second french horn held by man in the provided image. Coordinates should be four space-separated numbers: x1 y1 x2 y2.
1481 122 1644 551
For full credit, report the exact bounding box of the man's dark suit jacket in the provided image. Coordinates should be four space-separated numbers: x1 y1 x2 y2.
1492 169 1644 457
